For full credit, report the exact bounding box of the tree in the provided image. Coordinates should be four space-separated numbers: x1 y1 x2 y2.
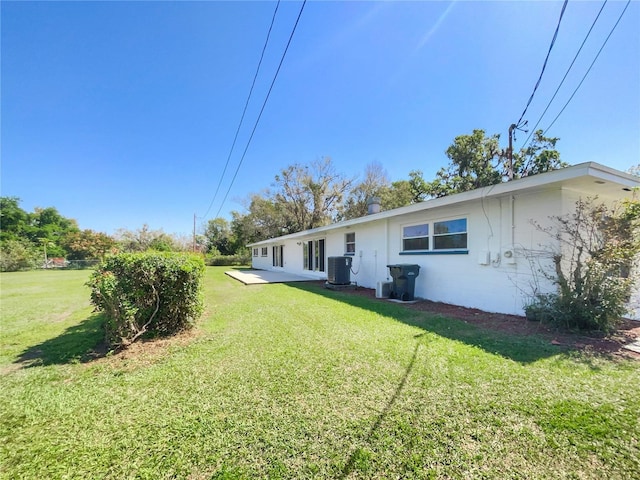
28 206 79 239
376 170 430 211
512 130 565 178
63 229 117 261
0 239 39 271
148 234 180 252
0 197 116 268
272 157 354 231
1 198 78 258
203 218 234 255
27 206 79 258
339 162 390 220
0 197 29 242
379 180 415 210
232 195 293 244
406 170 430 203
427 130 503 198
115 225 181 253
426 129 563 198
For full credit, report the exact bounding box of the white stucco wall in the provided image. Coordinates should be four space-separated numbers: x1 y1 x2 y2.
250 179 639 319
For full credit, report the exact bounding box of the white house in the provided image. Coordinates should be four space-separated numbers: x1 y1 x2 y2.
248 162 640 318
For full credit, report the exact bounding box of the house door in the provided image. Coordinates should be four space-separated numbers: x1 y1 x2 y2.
272 245 284 267
303 239 325 272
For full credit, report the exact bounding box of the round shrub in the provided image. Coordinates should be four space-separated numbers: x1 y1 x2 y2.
87 252 205 349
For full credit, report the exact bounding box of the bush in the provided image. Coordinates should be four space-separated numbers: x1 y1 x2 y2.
529 197 639 333
0 239 40 271
525 267 632 332
205 253 251 267
87 252 205 349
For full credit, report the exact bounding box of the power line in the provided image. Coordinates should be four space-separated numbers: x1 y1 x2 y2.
514 0 568 129
201 1 281 221
520 0 608 148
214 0 307 220
542 0 631 135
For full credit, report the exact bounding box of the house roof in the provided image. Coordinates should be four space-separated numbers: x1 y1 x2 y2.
248 162 639 247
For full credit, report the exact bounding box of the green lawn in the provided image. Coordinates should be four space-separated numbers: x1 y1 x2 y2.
1 268 638 479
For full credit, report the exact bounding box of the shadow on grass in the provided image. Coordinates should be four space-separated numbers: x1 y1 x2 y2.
282 283 570 476
287 282 565 364
14 313 108 368
339 335 424 478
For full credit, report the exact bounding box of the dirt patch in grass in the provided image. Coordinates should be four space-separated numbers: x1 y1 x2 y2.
327 283 640 360
95 327 205 367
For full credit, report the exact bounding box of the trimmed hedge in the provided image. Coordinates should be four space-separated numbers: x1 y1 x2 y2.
87 252 205 349
205 253 251 266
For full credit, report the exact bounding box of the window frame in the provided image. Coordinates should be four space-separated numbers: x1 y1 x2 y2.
261 247 268 257
345 232 356 256
402 223 430 252
433 218 467 251
303 238 325 272
400 217 468 255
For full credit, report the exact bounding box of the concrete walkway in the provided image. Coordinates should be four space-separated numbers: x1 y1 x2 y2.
225 269 319 285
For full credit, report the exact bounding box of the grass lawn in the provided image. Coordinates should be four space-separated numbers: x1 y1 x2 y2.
1 267 639 479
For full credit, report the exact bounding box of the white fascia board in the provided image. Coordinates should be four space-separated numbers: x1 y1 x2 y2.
247 162 639 247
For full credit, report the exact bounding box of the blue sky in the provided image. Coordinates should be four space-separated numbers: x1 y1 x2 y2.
2 1 638 236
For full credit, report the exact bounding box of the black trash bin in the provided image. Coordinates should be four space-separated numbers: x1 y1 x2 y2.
387 264 421 301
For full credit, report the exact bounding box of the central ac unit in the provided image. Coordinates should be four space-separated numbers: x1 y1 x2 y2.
327 256 352 285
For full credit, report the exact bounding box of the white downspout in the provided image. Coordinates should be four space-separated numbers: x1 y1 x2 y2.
385 218 390 281
511 195 515 247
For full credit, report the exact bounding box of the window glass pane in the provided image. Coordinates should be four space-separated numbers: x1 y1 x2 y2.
434 219 466 235
434 233 467 250
403 237 429 251
403 224 429 238
345 232 356 253
318 239 325 272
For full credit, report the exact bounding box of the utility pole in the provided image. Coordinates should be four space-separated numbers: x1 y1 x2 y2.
508 123 516 181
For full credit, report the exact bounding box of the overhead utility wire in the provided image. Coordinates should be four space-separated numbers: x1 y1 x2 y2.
201 1 281 221
214 0 307 219
520 0 607 148
542 0 631 135
514 0 568 129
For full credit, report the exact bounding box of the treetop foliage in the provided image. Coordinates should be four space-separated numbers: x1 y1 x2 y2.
229 129 566 246
425 129 566 198
0 198 192 271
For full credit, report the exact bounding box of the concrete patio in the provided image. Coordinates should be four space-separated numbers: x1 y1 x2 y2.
225 269 319 285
